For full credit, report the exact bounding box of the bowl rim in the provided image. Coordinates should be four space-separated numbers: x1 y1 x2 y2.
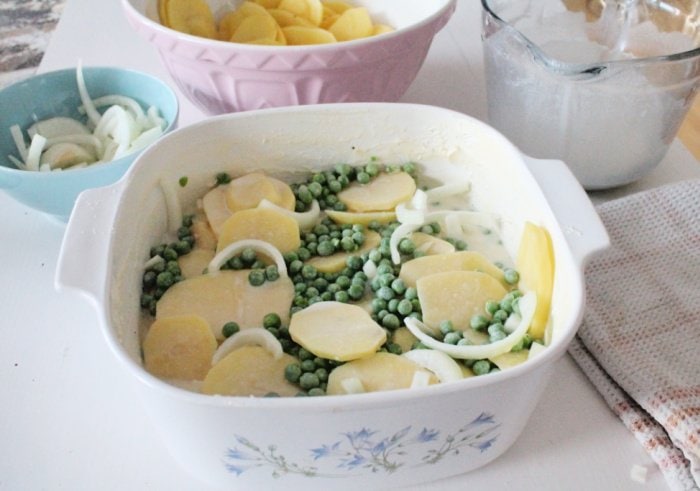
0 65 179 179
94 101 587 410
121 0 457 53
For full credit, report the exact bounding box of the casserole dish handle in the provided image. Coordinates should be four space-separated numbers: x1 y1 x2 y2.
523 156 610 266
55 183 120 305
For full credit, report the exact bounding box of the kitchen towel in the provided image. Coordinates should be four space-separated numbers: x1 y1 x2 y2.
568 179 700 491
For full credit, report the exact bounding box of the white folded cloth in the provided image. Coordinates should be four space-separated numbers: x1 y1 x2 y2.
568 179 700 491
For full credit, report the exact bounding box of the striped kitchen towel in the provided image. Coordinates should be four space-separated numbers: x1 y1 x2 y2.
568 179 700 491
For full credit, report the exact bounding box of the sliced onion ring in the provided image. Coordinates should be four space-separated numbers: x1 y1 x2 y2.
212 327 283 365
258 198 320 231
403 349 463 383
208 239 287 277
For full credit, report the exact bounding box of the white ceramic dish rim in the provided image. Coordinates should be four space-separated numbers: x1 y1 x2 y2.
122 0 457 53
57 102 609 411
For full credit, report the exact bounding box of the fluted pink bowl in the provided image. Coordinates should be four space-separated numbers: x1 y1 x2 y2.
121 0 456 115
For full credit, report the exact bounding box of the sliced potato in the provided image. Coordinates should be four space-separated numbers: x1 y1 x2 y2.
216 208 301 254
202 346 299 397
254 0 281 8
218 1 270 40
325 209 396 226
328 6 373 41
191 215 217 251
165 0 217 38
516 222 555 339
391 326 418 353
399 250 507 288
322 0 353 14
410 232 456 256
143 315 217 381
231 14 279 43
282 25 337 44
156 270 294 340
326 352 437 395
178 248 215 278
225 172 295 212
307 229 380 273
372 24 394 35
490 350 529 370
202 185 231 237
338 172 416 213
278 0 323 26
289 301 386 361
417 270 507 331
268 8 315 27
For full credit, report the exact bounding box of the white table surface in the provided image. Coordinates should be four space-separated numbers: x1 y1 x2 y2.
2 1 698 490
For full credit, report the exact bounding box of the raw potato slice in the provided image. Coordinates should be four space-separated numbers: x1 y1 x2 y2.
490 350 529 370
216 208 301 254
165 0 217 38
282 25 336 44
289 301 386 361
279 0 323 26
391 326 418 353
178 249 215 278
517 222 555 339
231 14 279 43
202 346 299 397
320 6 339 29
410 232 456 256
202 186 231 237
156 270 294 340
268 8 315 27
325 209 396 226
225 172 295 212
326 352 437 395
158 0 169 25
372 24 394 35
143 315 217 381
191 216 217 251
307 230 380 273
218 2 270 40
323 1 352 14
254 0 281 8
338 172 416 213
417 270 507 331
399 250 507 288
328 7 372 41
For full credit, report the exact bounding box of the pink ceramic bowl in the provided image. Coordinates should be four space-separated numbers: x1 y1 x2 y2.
121 0 456 115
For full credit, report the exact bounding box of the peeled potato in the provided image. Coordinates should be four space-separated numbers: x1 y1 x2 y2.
490 350 529 370
254 0 282 8
225 172 295 212
268 8 315 27
391 326 418 353
164 0 217 38
191 215 217 251
216 208 301 254
289 301 386 361
307 229 380 273
410 232 456 256
156 270 294 340
517 222 555 339
202 186 231 237
326 352 437 395
399 250 507 288
218 1 270 40
282 25 337 44
328 6 373 41
178 248 215 279
371 24 394 35
143 315 217 381
231 14 279 43
278 0 323 26
417 270 508 331
202 346 299 396
338 172 416 212
322 0 353 14
324 209 396 226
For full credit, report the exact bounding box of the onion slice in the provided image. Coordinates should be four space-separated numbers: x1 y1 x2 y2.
404 292 537 360
403 349 464 383
159 178 182 234
76 60 101 127
258 198 320 231
212 328 283 365
25 134 47 172
10 124 28 162
410 370 432 389
208 239 287 277
340 377 366 394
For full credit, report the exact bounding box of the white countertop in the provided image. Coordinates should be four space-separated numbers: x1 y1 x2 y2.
2 1 698 489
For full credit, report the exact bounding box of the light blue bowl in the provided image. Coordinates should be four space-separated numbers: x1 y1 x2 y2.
0 66 178 221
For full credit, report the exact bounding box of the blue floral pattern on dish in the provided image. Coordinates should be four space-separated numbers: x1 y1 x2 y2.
223 412 500 479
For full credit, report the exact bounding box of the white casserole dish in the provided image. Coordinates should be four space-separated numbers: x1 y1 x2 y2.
56 103 609 489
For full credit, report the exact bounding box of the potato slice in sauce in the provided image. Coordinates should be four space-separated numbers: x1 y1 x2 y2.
325 209 396 226
178 248 215 279
289 301 386 361
143 315 217 381
201 186 230 237
326 352 437 395
338 172 416 213
156 270 294 340
517 222 555 340
410 232 456 256
203 346 299 397
417 270 507 331
217 208 301 254
225 172 295 212
399 250 506 289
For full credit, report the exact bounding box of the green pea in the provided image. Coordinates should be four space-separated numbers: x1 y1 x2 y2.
397 299 413 316
405 287 418 300
240 248 257 264
493 309 509 323
265 265 280 281
439 320 454 334
222 322 240 338
248 270 266 286
485 300 500 316
348 284 365 300
382 314 400 329
470 314 489 331
504 268 520 285
398 238 416 255
391 278 406 295
346 255 363 271
443 332 462 344
334 291 350 303
301 264 318 280
156 271 174 288
472 360 491 376
263 313 281 329
376 286 395 301
317 241 335 256
284 363 302 383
